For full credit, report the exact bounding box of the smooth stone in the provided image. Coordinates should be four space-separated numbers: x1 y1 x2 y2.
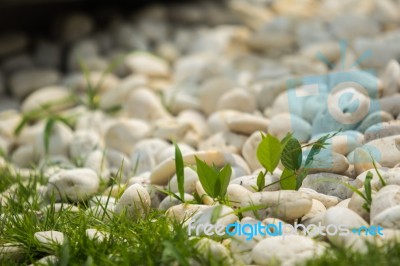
105 149 132 181
34 122 73 158
150 151 249 185
303 149 349 175
303 199 327 220
10 68 60 99
0 244 25 263
11 144 38 168
207 110 242 133
353 168 393 191
21 86 73 114
323 207 372 253
310 131 363 156
226 184 253 209
46 168 99 202
370 185 400 221
301 173 353 199
348 188 375 222
357 111 394 133
382 60 400 97
177 110 209 140
75 110 112 138
84 150 110 182
216 89 257 113
252 235 325 266
104 119 151 155
195 238 232 264
186 205 238 234
269 113 311 142
130 148 156 175
34 231 65 247
380 94 400 117
336 198 351 208
168 167 199 194
124 53 169 77
364 121 400 142
353 147 377 176
229 173 280 192
133 138 170 163
158 193 194 211
241 131 263 171
199 131 247 154
299 188 341 208
372 205 400 229
155 143 195 164
227 114 269 136
115 184 151 219
195 181 215 205
199 77 234 115
152 119 190 142
124 88 170 121
240 191 312 221
69 130 101 160
166 204 209 222
99 74 148 110
86 229 108 243
301 212 325 228
362 135 400 167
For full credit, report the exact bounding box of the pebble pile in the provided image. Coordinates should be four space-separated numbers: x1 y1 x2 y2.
2 0 400 265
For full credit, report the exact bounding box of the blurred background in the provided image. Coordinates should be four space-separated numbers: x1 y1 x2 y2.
1 0 400 104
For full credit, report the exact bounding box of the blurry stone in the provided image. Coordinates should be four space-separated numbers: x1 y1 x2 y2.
382 60 400 97
56 13 94 43
1 53 34 74
125 53 169 78
9 68 60 99
269 113 311 142
105 119 151 155
0 32 28 57
46 168 99 202
216 89 257 113
21 86 74 114
124 88 170 121
227 113 269 136
115 184 151 219
34 40 61 69
199 77 234 115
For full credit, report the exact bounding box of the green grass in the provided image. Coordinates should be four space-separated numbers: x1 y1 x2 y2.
0 168 228 266
305 242 400 266
2 167 400 266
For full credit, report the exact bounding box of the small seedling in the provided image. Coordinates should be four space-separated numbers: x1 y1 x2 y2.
158 143 188 204
195 157 232 204
255 131 338 191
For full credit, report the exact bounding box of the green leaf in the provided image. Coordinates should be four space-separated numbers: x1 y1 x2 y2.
280 132 293 147
296 170 308 190
218 163 232 198
256 133 282 173
256 171 266 192
364 171 373 203
44 118 55 155
280 168 296 190
13 116 29 136
174 143 185 200
372 159 386 187
210 205 223 224
157 188 183 202
195 157 218 198
281 137 302 171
